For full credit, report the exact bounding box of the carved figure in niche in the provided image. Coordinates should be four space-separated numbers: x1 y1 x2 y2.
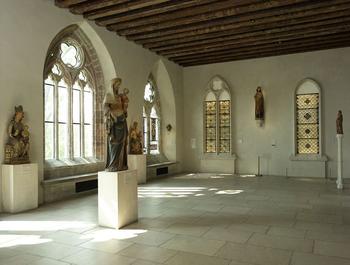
104 78 129 171
254 86 264 120
336 110 343 134
129 121 143 154
5 105 30 164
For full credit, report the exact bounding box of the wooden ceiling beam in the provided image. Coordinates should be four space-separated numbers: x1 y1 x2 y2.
83 0 171 20
69 0 130 14
181 41 350 66
179 38 350 66
111 0 307 35
171 33 350 62
129 0 349 42
108 0 260 30
137 1 350 45
55 0 88 8
166 26 350 59
96 0 217 26
150 15 350 54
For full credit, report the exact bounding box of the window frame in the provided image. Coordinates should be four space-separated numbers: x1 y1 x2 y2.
291 78 326 161
143 77 161 156
44 39 96 162
203 76 232 155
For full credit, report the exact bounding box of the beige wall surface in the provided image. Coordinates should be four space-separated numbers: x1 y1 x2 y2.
0 0 183 211
183 47 350 177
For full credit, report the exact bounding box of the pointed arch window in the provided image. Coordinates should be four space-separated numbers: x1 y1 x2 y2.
143 77 161 155
204 77 231 154
44 39 95 160
295 79 321 155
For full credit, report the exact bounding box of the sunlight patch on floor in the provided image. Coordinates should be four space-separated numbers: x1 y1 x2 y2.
81 228 147 242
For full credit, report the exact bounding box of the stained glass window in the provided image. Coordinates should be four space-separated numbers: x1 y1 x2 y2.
204 78 231 154
296 93 319 154
219 100 230 153
205 101 217 153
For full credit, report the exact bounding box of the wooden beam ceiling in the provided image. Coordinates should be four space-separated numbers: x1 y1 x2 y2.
55 0 350 66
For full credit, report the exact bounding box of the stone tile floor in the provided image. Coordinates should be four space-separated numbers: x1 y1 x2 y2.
1 173 350 265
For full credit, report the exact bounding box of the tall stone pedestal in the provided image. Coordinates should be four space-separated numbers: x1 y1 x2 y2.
128 154 146 184
336 134 343 190
2 163 38 213
98 170 138 229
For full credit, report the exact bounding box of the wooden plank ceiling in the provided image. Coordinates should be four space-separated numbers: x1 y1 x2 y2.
55 0 350 67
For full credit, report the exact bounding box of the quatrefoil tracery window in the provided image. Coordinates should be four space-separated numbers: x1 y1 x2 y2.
44 40 94 160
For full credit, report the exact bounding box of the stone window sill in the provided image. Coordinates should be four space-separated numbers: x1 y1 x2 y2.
45 158 103 169
42 172 97 185
201 153 237 160
289 154 328 162
147 161 177 168
44 158 104 181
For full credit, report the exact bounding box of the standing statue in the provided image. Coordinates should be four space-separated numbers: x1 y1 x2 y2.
336 110 343 134
104 78 129 172
129 121 143 154
4 105 30 164
254 86 264 120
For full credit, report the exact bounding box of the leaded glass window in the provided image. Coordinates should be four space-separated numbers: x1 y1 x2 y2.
219 100 230 153
204 76 231 154
205 101 217 153
296 93 319 154
44 39 95 160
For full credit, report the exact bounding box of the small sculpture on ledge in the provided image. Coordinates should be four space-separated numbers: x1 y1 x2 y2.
254 86 264 121
104 78 129 172
5 105 30 164
129 121 143 155
336 110 343 135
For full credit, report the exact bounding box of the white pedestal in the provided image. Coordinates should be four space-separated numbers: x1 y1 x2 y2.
2 163 38 213
98 170 138 229
336 134 343 190
128 154 147 184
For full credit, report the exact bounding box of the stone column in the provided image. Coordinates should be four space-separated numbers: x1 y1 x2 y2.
336 134 343 190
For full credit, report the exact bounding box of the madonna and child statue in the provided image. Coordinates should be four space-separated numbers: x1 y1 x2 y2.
104 78 129 172
5 105 30 164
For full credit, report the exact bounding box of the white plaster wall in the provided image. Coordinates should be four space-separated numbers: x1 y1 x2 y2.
0 0 183 211
183 47 350 178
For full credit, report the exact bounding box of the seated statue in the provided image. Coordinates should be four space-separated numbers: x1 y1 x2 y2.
129 121 143 155
5 105 30 164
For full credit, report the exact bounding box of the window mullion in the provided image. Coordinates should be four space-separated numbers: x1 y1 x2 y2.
81 88 85 157
216 99 219 155
54 80 59 160
68 85 73 159
147 116 151 155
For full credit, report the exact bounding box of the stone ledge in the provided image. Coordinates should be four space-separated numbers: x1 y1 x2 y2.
201 153 237 160
289 154 328 162
147 161 177 168
42 172 97 185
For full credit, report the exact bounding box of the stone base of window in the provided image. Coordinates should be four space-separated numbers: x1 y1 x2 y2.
44 159 104 181
42 172 97 203
146 161 179 181
289 154 328 161
200 153 236 174
201 153 237 160
288 154 327 178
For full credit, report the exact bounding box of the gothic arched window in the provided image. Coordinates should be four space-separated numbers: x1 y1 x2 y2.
44 38 96 160
295 79 321 155
143 77 161 155
204 76 231 154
